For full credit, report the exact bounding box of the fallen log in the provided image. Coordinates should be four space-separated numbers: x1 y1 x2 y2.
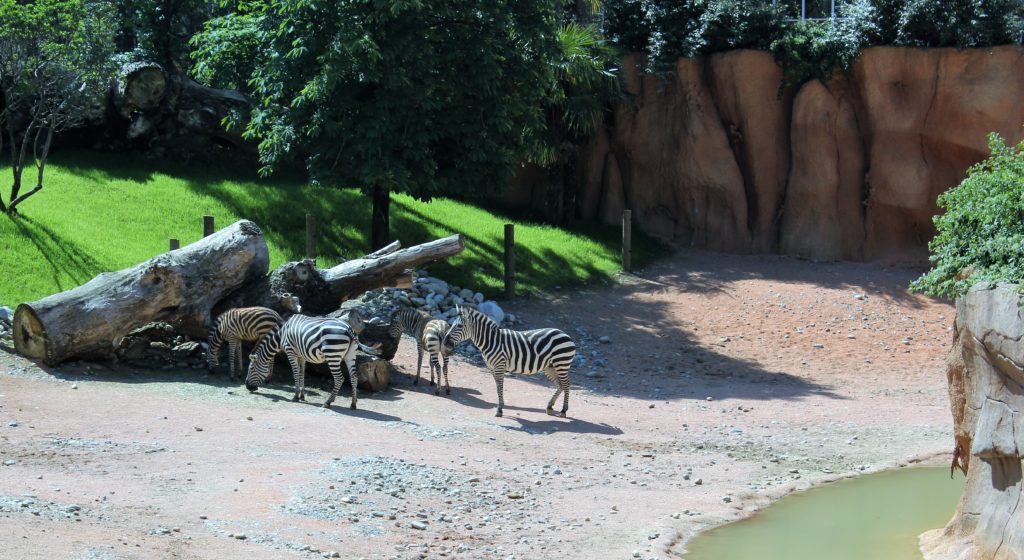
13 220 269 365
226 234 465 316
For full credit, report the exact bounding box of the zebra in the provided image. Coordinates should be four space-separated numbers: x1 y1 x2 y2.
245 313 378 410
388 307 435 386
421 319 455 396
205 294 302 381
443 305 576 418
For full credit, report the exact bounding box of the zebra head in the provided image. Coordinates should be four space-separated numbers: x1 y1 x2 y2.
245 325 281 392
443 305 469 347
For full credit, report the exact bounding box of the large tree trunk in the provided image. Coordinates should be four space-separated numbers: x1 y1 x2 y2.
13 220 269 365
222 234 466 316
371 185 391 250
101 62 253 157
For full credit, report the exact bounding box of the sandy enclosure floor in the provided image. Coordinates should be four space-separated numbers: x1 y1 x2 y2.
0 250 957 560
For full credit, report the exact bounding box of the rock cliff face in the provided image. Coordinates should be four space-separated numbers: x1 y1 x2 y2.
569 47 1024 264
920 284 1024 560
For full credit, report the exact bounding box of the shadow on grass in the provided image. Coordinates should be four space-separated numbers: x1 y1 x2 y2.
8 214 107 292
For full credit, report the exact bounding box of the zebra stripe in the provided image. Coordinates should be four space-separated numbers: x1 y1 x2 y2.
388 307 434 387
444 305 576 418
421 319 454 396
207 307 286 381
245 314 368 410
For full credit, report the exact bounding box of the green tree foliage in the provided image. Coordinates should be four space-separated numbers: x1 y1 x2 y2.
910 134 1024 298
896 0 1024 48
602 0 1024 87
533 22 623 223
0 0 117 214
192 0 562 248
114 0 223 72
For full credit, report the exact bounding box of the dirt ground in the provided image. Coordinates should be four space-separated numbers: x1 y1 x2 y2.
0 250 957 560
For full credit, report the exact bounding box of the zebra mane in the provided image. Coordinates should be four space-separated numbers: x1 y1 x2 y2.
458 305 498 330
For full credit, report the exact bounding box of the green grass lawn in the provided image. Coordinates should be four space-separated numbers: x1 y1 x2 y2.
0 150 666 306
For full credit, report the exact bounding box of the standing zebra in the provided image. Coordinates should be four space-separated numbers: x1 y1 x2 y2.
444 305 576 417
245 314 377 410
206 294 301 381
421 319 455 396
388 307 434 386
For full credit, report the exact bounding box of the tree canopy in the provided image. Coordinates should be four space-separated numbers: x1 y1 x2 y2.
193 0 563 208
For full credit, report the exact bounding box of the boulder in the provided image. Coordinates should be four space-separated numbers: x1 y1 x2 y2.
920 283 1024 560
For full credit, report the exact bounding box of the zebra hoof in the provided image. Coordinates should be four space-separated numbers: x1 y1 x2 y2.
434 389 440 396
559 411 567 418
413 379 419 385
495 409 503 417
291 395 300 402
350 402 357 410
429 380 435 387
546 408 556 416
445 388 451 395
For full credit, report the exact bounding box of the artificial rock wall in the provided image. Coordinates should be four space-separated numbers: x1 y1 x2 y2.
920 284 1024 560
555 46 1024 264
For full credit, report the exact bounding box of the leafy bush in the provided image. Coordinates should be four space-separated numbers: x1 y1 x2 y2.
769 0 877 90
897 0 1024 48
910 134 1024 298
603 0 787 74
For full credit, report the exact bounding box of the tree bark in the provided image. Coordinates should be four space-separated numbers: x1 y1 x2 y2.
223 233 465 316
13 220 270 365
371 185 391 250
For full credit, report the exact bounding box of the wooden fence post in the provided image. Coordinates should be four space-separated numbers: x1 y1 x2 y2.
169 239 180 251
504 224 515 301
306 213 317 261
203 215 215 237
622 209 632 273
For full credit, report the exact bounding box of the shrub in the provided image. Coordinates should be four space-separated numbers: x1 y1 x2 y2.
769 0 877 90
910 134 1024 299
896 0 1024 48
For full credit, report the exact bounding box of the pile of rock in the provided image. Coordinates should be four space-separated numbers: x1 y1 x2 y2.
0 305 12 338
392 274 516 326
114 322 206 369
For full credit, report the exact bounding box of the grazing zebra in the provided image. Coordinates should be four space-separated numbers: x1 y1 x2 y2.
245 314 378 410
444 305 576 417
206 293 301 381
388 307 434 386
421 319 455 396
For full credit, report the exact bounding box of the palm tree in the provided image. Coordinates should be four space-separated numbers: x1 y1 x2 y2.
532 21 623 224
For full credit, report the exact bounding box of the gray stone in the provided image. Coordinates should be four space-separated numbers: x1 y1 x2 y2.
410 520 428 530
478 301 504 324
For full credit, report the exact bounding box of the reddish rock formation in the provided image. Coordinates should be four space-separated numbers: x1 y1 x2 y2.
563 46 1024 263
920 284 1024 560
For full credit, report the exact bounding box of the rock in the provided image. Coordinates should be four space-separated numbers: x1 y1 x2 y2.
598 335 611 344
410 520 428 530
478 301 504 325
563 47 1024 264
0 306 12 322
921 284 1024 559
3 459 16 466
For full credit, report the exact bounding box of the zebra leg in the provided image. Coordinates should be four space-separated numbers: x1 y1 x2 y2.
322 359 344 410
414 342 423 385
558 369 570 417
492 371 505 417
287 351 305 402
429 353 441 396
228 341 240 381
443 355 451 395
345 349 358 409
543 366 562 416
235 342 245 382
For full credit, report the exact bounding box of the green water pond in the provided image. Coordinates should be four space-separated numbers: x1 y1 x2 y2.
682 466 964 560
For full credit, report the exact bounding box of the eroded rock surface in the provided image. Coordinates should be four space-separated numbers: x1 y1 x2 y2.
567 47 1024 264
921 284 1024 560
